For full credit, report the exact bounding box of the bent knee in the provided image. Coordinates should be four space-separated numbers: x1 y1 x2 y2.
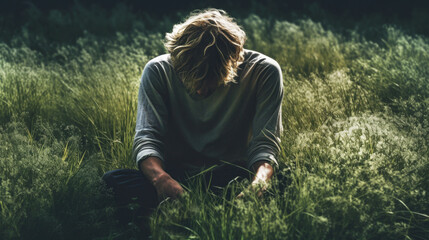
102 170 117 188
102 169 142 188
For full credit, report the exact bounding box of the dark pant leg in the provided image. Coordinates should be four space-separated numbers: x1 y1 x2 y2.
102 169 158 225
201 163 251 196
209 164 250 187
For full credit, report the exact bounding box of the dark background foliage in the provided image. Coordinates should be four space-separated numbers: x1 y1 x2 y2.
1 0 429 33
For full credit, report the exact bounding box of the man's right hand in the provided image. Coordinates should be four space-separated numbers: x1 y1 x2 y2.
153 172 184 200
140 156 184 201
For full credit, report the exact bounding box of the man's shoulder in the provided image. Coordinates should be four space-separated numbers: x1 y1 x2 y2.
243 49 282 73
144 54 172 71
140 54 173 89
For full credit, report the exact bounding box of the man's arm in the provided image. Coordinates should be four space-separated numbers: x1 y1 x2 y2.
239 59 283 198
140 156 184 200
132 60 169 169
246 60 284 171
133 60 184 200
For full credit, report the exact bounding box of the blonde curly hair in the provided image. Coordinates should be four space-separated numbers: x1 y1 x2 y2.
164 8 246 96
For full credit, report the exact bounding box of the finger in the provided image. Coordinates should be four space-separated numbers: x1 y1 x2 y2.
256 189 264 198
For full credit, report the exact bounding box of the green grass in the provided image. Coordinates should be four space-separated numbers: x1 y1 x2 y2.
1 4 429 240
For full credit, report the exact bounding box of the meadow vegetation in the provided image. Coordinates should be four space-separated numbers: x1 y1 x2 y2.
0 4 428 239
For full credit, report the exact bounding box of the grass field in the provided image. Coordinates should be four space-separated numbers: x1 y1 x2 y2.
1 4 428 239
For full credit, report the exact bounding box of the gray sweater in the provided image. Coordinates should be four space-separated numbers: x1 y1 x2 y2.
132 49 283 171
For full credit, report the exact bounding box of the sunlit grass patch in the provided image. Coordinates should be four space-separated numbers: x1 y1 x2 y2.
291 111 429 239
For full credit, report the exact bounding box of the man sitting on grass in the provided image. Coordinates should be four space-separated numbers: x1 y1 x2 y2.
103 8 283 226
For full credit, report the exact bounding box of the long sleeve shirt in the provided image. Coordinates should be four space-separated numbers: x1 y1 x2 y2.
132 49 284 171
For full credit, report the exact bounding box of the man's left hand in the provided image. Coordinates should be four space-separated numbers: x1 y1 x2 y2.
237 161 274 199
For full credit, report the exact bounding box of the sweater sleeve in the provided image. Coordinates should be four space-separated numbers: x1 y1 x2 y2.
246 61 284 169
132 60 169 169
